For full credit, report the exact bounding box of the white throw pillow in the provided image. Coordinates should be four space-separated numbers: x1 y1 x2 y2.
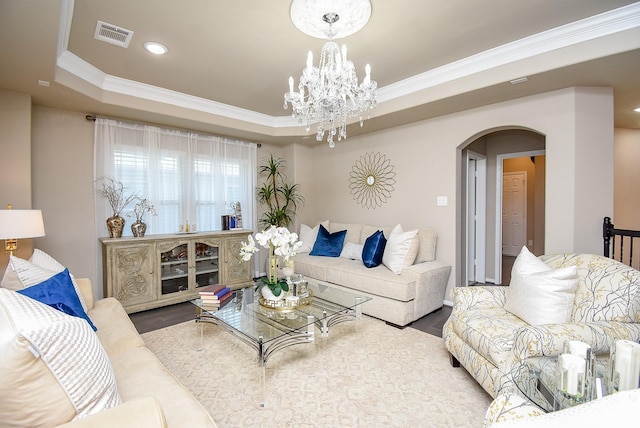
382 224 419 275
505 246 579 325
298 220 329 253
0 288 121 426
340 242 364 261
415 227 438 263
3 250 88 312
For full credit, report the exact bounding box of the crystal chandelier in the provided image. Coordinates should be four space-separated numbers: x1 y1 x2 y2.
284 1 377 148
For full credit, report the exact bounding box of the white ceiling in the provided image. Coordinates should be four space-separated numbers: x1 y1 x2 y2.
1 0 639 145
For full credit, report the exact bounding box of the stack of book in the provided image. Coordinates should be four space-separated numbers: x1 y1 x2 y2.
198 284 232 312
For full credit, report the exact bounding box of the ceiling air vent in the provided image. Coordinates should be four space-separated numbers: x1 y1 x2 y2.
94 21 134 48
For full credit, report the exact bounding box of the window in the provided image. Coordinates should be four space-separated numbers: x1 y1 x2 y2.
94 118 257 237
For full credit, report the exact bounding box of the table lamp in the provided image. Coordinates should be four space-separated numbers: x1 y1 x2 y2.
0 204 46 256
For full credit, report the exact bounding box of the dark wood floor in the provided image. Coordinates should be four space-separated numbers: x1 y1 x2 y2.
468 255 516 286
130 255 517 335
129 300 452 337
129 302 196 334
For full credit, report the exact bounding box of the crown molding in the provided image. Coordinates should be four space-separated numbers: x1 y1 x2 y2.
378 2 640 103
55 0 640 131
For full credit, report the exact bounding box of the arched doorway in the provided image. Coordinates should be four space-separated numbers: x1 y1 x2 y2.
459 128 546 286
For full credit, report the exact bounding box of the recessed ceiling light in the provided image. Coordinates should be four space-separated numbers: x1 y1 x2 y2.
634 106 640 113
144 42 168 55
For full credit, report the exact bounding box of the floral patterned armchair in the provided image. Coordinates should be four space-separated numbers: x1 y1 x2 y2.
443 253 640 398
483 389 640 427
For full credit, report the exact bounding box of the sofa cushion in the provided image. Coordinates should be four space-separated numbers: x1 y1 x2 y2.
382 225 419 274
0 288 121 427
330 222 363 245
449 305 527 367
298 220 329 253
29 250 87 311
110 346 216 428
416 228 438 263
506 247 578 325
2 249 88 312
340 242 364 261
294 253 417 301
89 297 146 357
360 224 392 245
310 225 346 257
362 230 386 268
17 268 97 331
540 253 640 323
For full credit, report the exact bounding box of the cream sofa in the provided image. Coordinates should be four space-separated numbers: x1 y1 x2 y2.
443 253 640 399
293 221 451 327
0 277 216 428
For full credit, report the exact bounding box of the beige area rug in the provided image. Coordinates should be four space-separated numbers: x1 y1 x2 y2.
141 316 492 428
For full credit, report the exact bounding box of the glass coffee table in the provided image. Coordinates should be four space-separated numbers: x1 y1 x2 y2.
191 280 371 367
191 280 371 406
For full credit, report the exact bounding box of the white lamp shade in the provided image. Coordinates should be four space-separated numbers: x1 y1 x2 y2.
0 209 46 239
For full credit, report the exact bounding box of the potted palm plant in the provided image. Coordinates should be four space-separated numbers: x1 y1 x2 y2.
256 154 304 228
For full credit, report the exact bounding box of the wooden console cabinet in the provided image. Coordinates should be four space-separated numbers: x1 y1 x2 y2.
100 230 253 313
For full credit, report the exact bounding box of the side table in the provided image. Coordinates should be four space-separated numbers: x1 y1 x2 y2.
512 356 611 412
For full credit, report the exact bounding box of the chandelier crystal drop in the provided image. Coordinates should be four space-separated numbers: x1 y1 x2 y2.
284 10 377 148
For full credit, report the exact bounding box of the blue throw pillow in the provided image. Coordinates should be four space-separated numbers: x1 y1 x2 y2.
310 225 347 257
362 230 387 268
17 268 97 331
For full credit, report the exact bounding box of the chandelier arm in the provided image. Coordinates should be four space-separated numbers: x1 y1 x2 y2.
284 3 377 147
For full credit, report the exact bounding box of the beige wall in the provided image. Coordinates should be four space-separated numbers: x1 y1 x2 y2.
614 128 640 229
291 87 614 300
0 90 36 267
31 106 97 288
0 85 623 304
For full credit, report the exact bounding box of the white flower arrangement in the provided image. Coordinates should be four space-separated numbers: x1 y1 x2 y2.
240 225 303 296
240 226 302 262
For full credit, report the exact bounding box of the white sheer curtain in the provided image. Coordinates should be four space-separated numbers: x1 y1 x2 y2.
94 118 257 238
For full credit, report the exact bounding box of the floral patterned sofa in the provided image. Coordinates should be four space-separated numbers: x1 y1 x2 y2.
443 253 640 399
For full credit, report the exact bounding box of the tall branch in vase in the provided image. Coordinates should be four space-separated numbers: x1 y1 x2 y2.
96 177 138 238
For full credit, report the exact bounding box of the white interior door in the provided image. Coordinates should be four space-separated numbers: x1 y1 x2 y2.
502 171 527 256
467 158 477 283
466 151 486 284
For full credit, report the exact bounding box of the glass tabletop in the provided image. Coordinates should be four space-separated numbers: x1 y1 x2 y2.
513 356 611 412
190 281 371 346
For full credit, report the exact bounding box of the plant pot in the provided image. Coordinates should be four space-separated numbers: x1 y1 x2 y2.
260 285 284 301
131 220 147 237
106 215 125 238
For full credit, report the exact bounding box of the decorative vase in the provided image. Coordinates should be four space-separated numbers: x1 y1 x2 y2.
106 215 125 238
261 284 284 301
131 220 147 237
282 265 294 280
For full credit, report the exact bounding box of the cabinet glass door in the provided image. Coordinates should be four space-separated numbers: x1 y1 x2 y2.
160 243 189 294
194 242 219 289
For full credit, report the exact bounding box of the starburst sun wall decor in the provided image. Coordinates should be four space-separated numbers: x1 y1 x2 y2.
348 152 396 209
